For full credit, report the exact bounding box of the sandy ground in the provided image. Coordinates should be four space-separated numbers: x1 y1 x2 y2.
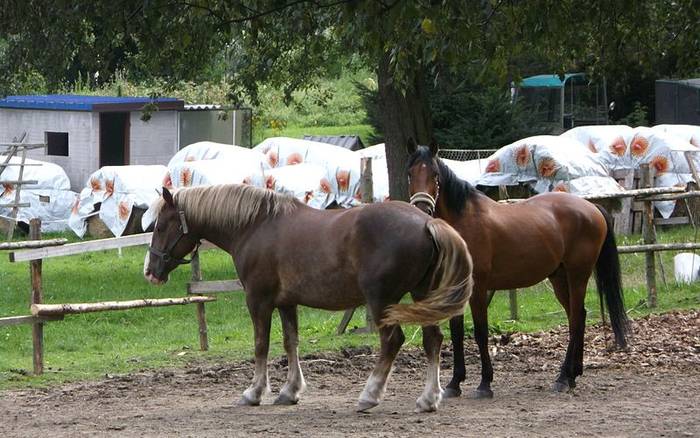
1 310 698 437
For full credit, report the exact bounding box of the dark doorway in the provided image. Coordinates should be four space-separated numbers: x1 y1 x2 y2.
99 112 130 167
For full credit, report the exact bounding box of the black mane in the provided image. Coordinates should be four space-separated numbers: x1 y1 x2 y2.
408 146 477 215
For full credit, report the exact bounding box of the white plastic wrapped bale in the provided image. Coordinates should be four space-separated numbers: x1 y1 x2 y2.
477 135 609 192
247 163 328 208
442 158 492 185
167 159 264 189
255 137 362 205
561 125 635 170
674 253 700 284
653 125 700 148
168 141 268 170
0 155 76 232
69 165 168 238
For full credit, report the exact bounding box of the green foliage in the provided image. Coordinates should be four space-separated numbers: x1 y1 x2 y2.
359 75 548 149
617 101 649 127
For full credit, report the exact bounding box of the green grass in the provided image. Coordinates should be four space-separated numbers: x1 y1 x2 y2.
254 123 376 147
1 227 698 389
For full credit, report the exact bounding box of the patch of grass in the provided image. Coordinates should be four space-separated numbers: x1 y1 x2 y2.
1 227 698 389
256 124 376 147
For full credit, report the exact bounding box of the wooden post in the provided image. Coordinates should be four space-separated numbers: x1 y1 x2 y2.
191 252 209 351
29 219 43 375
613 171 635 235
640 164 657 308
360 157 376 333
508 289 518 320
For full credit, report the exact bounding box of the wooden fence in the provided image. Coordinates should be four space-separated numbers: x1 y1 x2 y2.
1 219 243 375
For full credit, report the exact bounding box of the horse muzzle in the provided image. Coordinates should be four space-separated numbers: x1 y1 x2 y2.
410 192 437 216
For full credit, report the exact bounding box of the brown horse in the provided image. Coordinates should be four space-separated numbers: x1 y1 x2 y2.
406 140 629 398
143 184 473 412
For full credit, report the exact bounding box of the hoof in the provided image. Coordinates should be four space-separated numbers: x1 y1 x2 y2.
415 395 441 413
443 387 461 398
238 395 261 406
357 398 379 412
273 393 299 405
552 381 571 393
472 388 494 399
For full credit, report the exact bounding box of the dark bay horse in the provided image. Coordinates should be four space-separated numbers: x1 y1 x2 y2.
406 140 629 398
144 184 473 412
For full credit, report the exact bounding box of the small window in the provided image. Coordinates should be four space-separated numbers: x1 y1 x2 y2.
46 132 69 156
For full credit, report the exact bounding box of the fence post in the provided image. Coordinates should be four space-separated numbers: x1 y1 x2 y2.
640 164 657 308
191 252 209 351
29 218 43 375
508 290 518 320
360 157 376 332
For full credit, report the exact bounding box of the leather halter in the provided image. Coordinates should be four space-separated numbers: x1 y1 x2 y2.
148 210 200 276
409 179 440 216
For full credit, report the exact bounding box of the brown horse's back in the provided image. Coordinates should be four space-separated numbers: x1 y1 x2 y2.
470 192 607 290
235 201 436 311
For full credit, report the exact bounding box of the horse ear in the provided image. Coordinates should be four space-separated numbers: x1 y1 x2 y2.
429 138 439 156
406 137 418 154
162 187 174 207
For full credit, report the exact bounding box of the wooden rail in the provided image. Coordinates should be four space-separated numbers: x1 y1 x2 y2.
0 238 67 251
9 232 153 261
0 315 63 327
187 279 244 295
32 296 216 316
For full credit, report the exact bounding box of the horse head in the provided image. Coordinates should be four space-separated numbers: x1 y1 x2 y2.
406 138 440 216
143 187 200 285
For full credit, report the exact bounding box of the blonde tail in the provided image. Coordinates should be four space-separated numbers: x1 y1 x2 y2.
381 219 473 326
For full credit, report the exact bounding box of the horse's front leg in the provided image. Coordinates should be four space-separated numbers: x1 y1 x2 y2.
274 305 307 405
444 315 466 398
416 324 444 412
240 297 273 406
357 323 405 411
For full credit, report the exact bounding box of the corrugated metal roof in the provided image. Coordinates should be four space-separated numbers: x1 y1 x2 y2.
0 94 184 111
184 104 223 110
302 135 365 151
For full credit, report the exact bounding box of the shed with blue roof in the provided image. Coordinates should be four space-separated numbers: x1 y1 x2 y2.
0 95 250 189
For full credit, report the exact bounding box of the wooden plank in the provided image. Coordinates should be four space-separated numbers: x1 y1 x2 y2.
29 219 44 375
613 171 634 235
0 143 47 149
0 314 63 327
0 202 30 208
0 238 67 251
31 296 216 316
582 185 685 200
654 216 690 226
10 232 154 262
638 191 700 202
641 164 657 308
0 180 38 185
360 158 376 333
0 163 42 167
7 145 29 240
187 279 244 294
336 308 356 335
508 289 518 320
190 252 209 351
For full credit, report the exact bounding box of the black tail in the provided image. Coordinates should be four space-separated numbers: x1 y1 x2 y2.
594 205 630 348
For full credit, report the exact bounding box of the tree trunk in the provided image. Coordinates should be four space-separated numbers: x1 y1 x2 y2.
377 52 433 201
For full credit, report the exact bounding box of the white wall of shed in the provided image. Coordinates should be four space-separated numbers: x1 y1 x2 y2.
0 108 98 191
128 111 179 165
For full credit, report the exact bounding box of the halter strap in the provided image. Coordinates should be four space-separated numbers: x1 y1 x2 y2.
149 210 200 268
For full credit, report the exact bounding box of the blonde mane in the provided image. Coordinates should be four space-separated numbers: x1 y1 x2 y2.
153 184 298 232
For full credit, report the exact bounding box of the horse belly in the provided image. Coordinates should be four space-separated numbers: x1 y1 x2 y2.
276 270 365 311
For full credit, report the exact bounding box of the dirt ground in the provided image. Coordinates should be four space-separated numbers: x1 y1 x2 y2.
1 310 698 437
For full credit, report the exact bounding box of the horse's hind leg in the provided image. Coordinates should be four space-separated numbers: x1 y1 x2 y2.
274 305 307 405
357 322 405 412
240 298 273 406
416 325 444 412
